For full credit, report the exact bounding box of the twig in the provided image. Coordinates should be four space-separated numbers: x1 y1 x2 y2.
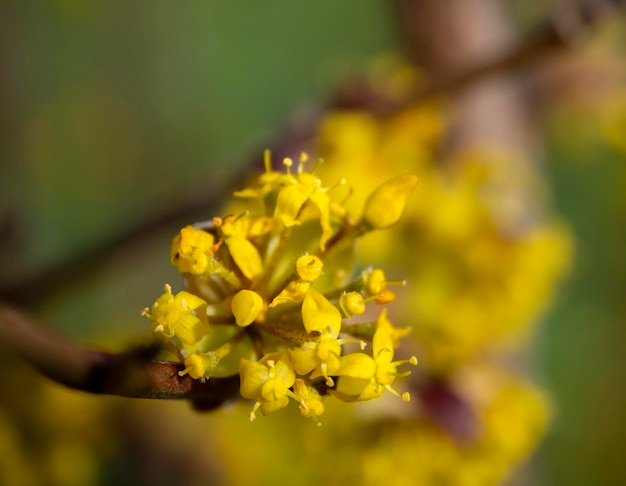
0 304 240 410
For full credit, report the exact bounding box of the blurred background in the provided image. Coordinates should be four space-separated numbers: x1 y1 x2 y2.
0 1 625 485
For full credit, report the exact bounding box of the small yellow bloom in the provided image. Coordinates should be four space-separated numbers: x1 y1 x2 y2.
178 341 232 380
143 284 209 347
334 310 416 402
170 225 216 275
289 328 343 386
339 291 366 317
274 170 334 251
292 379 325 424
240 352 296 421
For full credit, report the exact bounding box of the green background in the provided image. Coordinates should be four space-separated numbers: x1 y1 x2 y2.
1 1 624 484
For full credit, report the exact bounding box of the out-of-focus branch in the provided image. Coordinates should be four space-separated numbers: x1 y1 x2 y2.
398 0 626 101
0 304 240 410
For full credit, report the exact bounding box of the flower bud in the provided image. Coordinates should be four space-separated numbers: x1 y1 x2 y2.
363 174 417 229
231 289 263 327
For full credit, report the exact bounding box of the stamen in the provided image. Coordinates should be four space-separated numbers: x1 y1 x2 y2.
264 149 272 173
310 157 324 174
283 157 293 175
298 152 308 174
233 210 250 222
178 366 194 377
384 384 402 398
328 177 347 191
249 401 261 422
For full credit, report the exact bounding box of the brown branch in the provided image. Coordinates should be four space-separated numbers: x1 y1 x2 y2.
0 304 241 410
398 0 626 102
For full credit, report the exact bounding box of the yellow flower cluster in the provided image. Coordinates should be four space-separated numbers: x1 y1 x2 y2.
359 370 550 486
199 367 548 486
292 53 573 483
317 109 572 372
143 152 418 422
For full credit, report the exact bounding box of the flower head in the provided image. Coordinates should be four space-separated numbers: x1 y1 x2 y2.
143 152 417 421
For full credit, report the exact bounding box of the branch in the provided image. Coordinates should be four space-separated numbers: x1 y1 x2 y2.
398 0 626 102
0 304 241 410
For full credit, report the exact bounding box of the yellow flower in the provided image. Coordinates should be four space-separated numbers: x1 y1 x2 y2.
289 328 345 387
292 379 325 424
338 291 366 317
239 352 296 421
142 284 208 347
236 154 338 250
170 225 217 275
178 341 233 380
334 309 417 402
